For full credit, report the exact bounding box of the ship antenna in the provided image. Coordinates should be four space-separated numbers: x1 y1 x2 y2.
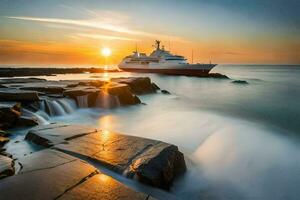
168 37 171 51
155 40 161 50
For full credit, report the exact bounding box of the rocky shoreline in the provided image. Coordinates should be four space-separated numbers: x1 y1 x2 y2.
0 76 185 199
0 67 118 77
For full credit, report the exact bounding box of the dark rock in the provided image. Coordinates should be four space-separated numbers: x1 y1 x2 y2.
161 90 171 95
208 73 229 79
0 155 14 179
0 103 21 129
0 78 47 84
15 116 38 127
0 85 7 88
0 68 118 77
0 129 7 136
151 82 160 90
104 83 141 105
20 86 64 94
111 77 156 94
63 87 100 98
0 89 39 101
0 151 12 158
231 80 249 84
0 136 9 146
128 143 186 189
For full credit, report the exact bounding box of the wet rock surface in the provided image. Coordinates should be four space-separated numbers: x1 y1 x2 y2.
26 124 97 147
0 67 118 77
1 77 158 109
0 155 14 179
0 149 151 200
0 103 37 129
0 76 184 198
26 124 186 189
111 77 157 94
207 73 229 79
161 90 171 95
0 88 40 101
231 80 249 84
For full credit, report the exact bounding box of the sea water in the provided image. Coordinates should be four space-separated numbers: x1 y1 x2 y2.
10 65 300 199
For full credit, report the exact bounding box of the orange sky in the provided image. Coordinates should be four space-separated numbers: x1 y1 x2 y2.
0 1 299 65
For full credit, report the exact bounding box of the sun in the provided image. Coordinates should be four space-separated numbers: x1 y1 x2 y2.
101 47 111 57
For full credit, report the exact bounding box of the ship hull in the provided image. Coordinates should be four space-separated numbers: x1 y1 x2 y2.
118 64 217 76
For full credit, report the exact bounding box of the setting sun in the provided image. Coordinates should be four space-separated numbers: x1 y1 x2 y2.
101 47 111 57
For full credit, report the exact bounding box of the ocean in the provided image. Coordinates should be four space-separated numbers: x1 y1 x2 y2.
5 64 300 199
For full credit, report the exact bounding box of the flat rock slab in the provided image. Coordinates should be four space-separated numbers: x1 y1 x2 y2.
26 124 186 189
26 124 97 147
57 173 151 200
0 88 39 101
0 149 151 200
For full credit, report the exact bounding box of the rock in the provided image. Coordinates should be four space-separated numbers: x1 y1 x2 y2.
208 73 229 79
26 124 97 147
0 149 153 200
0 78 46 84
58 174 151 200
104 83 141 105
0 155 14 179
0 89 39 101
0 136 9 146
0 151 12 158
0 129 7 136
63 87 100 98
0 68 118 77
151 82 160 90
55 131 186 189
0 103 21 129
231 80 249 84
15 116 39 127
111 77 156 94
20 86 64 94
0 85 7 88
161 90 171 95
26 124 187 189
127 143 186 189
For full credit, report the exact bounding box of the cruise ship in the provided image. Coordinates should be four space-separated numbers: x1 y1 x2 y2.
118 40 217 76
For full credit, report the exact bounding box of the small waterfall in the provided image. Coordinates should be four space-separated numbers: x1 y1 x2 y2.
77 95 89 108
42 98 77 116
56 98 77 114
95 92 120 108
22 109 49 125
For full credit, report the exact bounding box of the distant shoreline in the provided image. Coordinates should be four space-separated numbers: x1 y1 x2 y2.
0 67 119 77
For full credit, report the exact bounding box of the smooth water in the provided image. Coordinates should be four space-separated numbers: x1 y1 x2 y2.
16 65 300 199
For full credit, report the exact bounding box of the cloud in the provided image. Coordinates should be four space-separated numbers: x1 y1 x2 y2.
76 33 139 41
7 16 139 35
6 16 189 43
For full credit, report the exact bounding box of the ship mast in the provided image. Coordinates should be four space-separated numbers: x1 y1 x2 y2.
155 40 161 50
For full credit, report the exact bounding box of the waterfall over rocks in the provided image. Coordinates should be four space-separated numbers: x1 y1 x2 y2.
56 98 77 114
41 98 77 116
22 109 49 125
76 95 89 108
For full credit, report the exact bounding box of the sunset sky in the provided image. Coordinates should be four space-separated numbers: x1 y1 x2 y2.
0 0 299 65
